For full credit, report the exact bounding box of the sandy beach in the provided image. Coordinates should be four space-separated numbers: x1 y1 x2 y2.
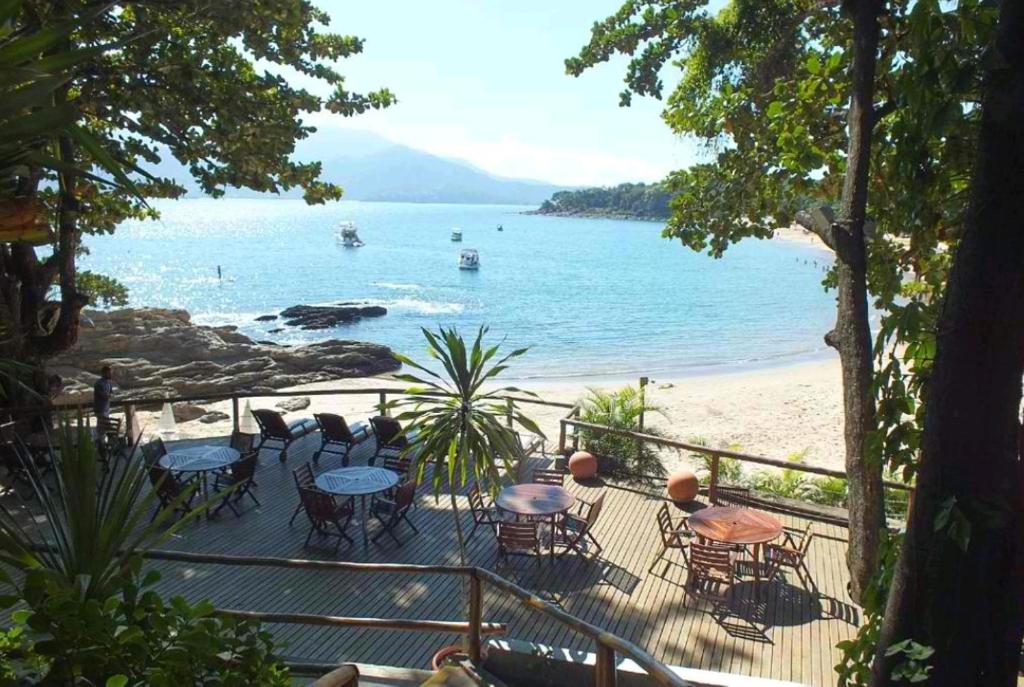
138 356 845 474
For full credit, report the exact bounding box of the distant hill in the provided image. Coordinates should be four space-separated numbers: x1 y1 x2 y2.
530 182 672 220
149 129 572 205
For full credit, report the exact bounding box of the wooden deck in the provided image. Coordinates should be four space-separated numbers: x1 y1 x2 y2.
133 429 856 686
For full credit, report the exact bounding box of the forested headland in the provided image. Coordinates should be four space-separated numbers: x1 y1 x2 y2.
530 182 671 220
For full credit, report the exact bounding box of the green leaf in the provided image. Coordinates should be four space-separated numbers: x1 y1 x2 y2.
106 676 128 687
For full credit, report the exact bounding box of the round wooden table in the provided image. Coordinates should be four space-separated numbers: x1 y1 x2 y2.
316 467 400 547
495 484 575 560
688 506 783 590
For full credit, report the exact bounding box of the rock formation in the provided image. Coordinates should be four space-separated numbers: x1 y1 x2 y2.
278 303 387 330
49 308 401 404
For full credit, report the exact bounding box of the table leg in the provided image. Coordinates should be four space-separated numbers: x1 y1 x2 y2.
360 494 369 547
550 514 556 561
201 471 212 519
753 542 762 600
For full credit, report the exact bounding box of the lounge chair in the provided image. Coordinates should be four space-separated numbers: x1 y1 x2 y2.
497 521 541 566
369 415 407 465
213 451 260 517
467 483 501 542
648 502 694 573
297 485 355 553
253 408 314 463
312 413 366 466
370 480 419 546
554 492 605 558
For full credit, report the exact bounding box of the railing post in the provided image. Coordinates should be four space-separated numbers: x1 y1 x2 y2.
378 391 388 416
231 397 240 434
468 572 483 665
709 452 720 504
125 404 136 445
595 643 617 687
558 419 568 454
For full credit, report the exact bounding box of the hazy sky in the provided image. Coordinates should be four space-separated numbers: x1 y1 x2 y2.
305 1 704 186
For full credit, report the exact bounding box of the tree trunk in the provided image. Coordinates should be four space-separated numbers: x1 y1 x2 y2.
871 1 1024 684
831 0 886 603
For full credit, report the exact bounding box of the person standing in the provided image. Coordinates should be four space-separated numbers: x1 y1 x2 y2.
93 365 115 420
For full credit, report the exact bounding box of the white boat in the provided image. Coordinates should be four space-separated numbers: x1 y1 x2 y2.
451 228 463 242
336 221 364 247
459 248 480 270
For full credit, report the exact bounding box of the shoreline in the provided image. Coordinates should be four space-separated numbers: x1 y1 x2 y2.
139 354 845 473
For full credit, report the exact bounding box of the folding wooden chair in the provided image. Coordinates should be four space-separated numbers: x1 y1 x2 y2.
497 521 541 566
648 502 694 573
148 464 196 522
554 493 605 558
765 521 818 593
370 480 419 546
298 486 355 553
289 463 316 525
213 452 260 517
686 541 736 604
468 483 502 542
531 467 564 486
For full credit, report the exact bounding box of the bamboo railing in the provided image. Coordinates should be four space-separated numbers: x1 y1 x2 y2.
143 549 686 687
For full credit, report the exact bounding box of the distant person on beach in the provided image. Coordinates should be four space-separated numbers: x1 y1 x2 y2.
93 365 115 420
217 265 222 281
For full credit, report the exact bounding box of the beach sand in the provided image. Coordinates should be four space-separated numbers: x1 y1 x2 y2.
137 357 845 473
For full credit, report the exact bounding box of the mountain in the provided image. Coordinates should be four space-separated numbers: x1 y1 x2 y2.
150 129 572 205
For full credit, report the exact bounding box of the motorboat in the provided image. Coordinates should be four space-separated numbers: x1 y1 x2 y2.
459 249 480 270
451 228 463 242
336 221 364 247
497 224 503 232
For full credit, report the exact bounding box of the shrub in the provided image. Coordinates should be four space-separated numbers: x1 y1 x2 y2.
578 386 667 480
687 436 744 484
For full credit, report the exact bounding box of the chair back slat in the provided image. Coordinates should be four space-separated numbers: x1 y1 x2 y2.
531 468 563 486
585 493 606 527
499 522 538 546
149 465 181 500
394 480 416 511
299 486 337 519
468 484 486 515
141 438 167 465
230 431 256 455
315 413 354 443
232 453 258 481
293 463 315 489
690 541 733 571
253 409 290 439
383 454 412 475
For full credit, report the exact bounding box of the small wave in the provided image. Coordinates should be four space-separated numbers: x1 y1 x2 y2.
383 298 465 315
192 311 268 328
372 281 422 291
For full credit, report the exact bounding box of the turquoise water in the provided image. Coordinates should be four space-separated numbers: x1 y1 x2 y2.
81 199 836 381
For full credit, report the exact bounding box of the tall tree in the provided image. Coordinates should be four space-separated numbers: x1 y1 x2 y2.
871 0 1024 683
0 0 394 388
567 0 889 599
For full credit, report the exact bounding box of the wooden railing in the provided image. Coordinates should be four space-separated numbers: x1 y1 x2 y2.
558 417 915 502
143 549 686 687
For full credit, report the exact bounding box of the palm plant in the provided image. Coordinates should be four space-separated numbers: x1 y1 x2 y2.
0 420 199 599
390 326 543 564
578 385 667 480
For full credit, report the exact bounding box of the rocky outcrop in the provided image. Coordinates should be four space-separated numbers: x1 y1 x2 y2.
279 303 388 330
49 308 401 403
276 396 311 412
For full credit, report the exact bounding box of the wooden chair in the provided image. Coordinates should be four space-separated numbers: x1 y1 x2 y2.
531 467 564 486
382 454 413 478
230 431 257 457
289 463 316 525
252 409 302 463
686 541 736 603
95 415 125 464
213 452 260 517
554 493 605 558
648 503 694 573
497 521 541 566
148 464 196 522
140 437 167 466
370 480 419 546
313 413 363 466
298 485 355 553
468 483 502 542
369 415 407 465
765 522 817 593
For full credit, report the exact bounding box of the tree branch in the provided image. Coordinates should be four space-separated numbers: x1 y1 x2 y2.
795 205 838 251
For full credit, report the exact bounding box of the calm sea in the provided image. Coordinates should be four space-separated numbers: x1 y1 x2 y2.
81 199 836 381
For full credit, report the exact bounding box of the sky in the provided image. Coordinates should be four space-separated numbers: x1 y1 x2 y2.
301 1 705 187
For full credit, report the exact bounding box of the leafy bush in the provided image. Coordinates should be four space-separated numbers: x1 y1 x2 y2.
578 386 667 480
6 562 289 687
687 436 744 484
0 422 289 686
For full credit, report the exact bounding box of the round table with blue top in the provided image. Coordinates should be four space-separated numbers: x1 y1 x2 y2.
315 466 400 546
160 445 240 517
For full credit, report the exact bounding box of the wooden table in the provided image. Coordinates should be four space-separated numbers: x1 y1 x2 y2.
316 466 400 547
687 506 783 590
160 445 240 517
495 484 575 560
